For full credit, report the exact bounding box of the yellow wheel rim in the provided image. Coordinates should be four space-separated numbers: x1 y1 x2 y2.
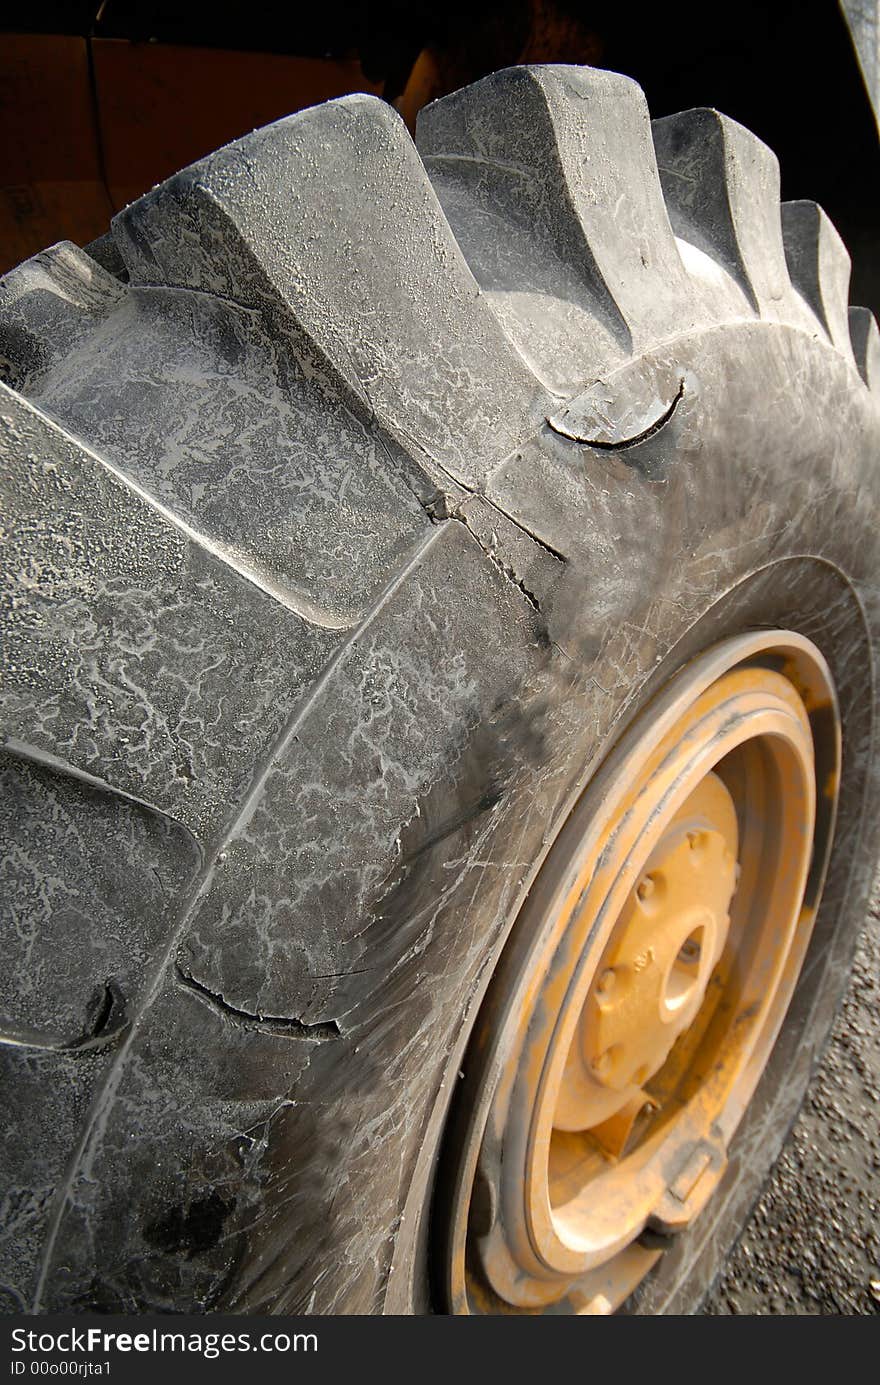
440 631 840 1314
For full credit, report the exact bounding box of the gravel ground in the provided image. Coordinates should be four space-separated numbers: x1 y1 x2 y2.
703 887 880 1315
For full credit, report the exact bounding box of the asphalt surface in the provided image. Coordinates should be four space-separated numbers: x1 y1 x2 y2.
703 885 880 1315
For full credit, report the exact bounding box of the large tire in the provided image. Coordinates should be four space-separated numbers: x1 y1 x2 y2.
1 65 878 1315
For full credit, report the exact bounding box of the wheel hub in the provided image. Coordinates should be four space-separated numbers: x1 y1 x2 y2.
559 773 739 1134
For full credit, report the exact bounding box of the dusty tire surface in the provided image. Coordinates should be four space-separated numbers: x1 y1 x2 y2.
1 65 879 1314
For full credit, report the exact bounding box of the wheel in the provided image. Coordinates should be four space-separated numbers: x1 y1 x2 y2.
437 632 841 1312
0 64 877 1316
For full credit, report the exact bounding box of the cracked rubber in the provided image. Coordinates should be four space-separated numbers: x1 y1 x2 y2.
1 66 879 1315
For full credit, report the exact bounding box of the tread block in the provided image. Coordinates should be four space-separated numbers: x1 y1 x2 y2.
418 65 695 384
1 1044 114 1311
420 151 628 396
25 283 432 627
848 305 880 390
782 201 855 360
176 521 546 1021
111 95 544 485
0 242 126 392
0 386 340 840
652 108 792 318
0 747 198 1044
82 231 130 282
36 520 553 1314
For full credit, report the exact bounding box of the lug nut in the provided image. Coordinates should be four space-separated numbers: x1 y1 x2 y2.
636 875 655 901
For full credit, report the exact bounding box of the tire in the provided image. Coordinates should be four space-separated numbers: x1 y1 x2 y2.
0 65 878 1316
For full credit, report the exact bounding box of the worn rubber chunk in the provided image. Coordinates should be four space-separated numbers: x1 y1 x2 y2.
652 109 802 322
848 305 880 390
782 201 855 361
0 243 126 393
418 65 695 393
111 94 545 486
0 386 340 838
547 357 684 447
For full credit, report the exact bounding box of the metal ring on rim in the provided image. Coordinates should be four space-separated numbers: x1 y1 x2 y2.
439 631 841 1314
